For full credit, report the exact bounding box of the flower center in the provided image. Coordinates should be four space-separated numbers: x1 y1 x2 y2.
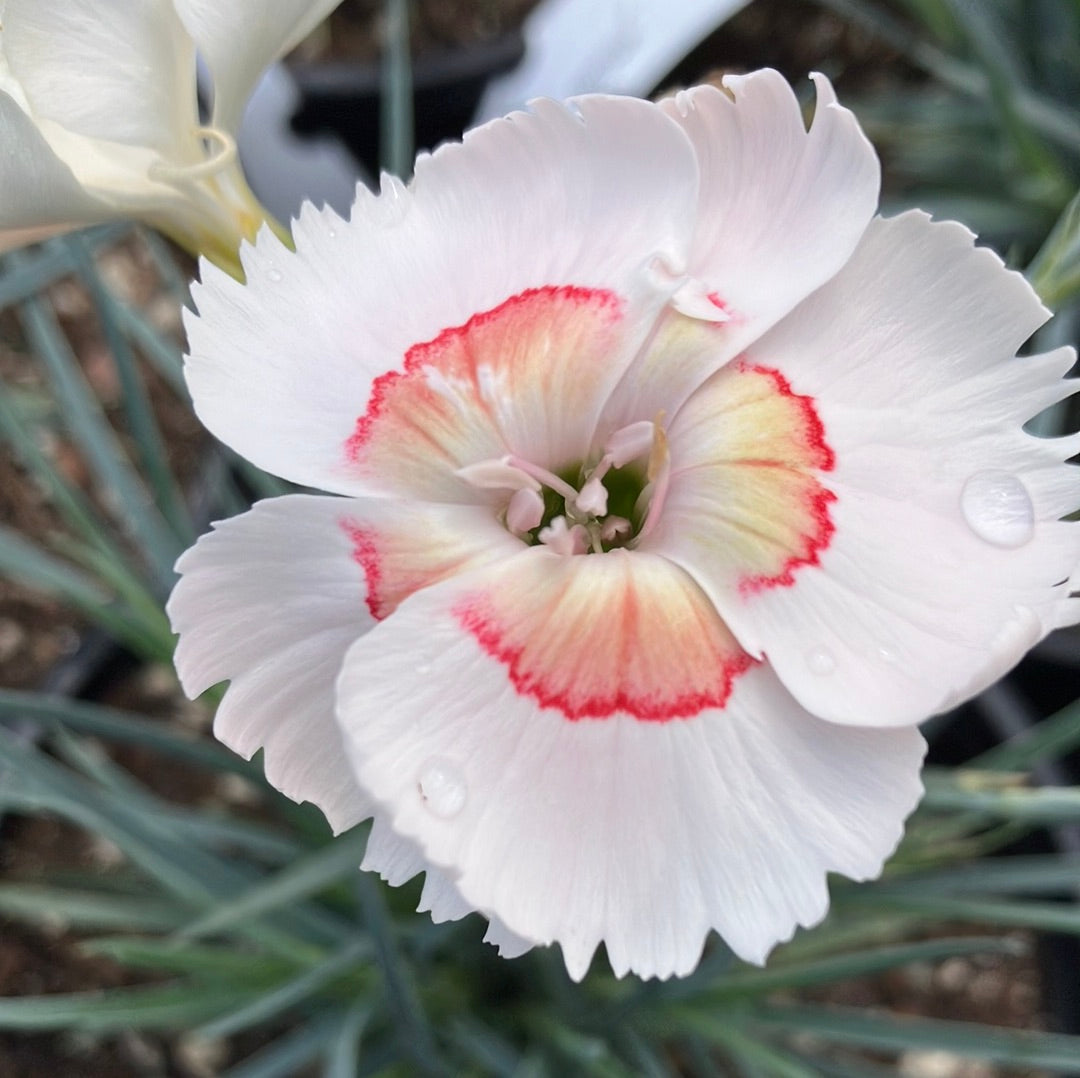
459 418 670 555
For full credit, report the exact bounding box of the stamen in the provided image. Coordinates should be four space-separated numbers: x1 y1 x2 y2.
539 516 588 556
507 456 580 503
636 464 671 541
605 420 655 469
479 418 671 553
636 432 671 542
600 516 632 542
457 458 540 492
647 419 668 482
574 474 609 517
507 487 545 535
631 418 672 543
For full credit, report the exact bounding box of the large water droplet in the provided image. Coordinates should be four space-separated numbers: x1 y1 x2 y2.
266 267 283 283
807 648 835 675
960 472 1035 548
417 758 467 819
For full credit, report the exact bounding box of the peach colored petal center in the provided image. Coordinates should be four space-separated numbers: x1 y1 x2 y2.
662 355 836 594
453 552 755 722
341 511 518 621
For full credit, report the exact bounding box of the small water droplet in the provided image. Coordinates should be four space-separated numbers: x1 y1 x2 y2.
877 645 896 664
960 471 1035 548
417 758 467 819
266 267 283 283
326 227 337 239
807 648 835 675
415 663 432 676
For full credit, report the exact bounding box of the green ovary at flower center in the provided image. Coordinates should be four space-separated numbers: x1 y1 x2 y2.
528 460 648 553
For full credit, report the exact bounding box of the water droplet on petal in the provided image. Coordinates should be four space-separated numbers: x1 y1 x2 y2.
266 267 283 283
415 663 432 676
960 471 1035 548
807 648 835 675
417 758 467 819
326 227 337 239
877 646 896 664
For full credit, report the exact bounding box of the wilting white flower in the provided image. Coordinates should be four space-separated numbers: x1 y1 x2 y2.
168 70 1080 980
0 0 340 271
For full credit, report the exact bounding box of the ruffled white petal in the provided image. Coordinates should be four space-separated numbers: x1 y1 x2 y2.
167 493 520 830
168 494 373 831
0 91 112 248
335 551 925 979
183 95 699 497
363 818 534 959
2 0 199 162
172 0 342 134
674 70 879 331
657 211 1080 726
167 490 535 940
601 70 880 428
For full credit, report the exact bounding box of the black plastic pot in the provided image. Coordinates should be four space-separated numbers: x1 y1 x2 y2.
288 32 526 178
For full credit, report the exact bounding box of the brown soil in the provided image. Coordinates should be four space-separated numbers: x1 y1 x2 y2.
296 0 543 63
0 230 216 1076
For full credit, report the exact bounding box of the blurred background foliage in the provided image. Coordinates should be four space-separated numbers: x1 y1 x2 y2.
0 0 1079 1075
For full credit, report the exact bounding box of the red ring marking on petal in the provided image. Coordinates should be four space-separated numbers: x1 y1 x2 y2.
342 517 510 622
723 362 836 596
737 486 837 595
343 523 389 621
734 361 835 472
453 564 757 722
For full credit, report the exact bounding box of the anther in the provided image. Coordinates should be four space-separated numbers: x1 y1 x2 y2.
507 456 580 503
456 458 540 492
574 475 609 517
600 516 632 542
507 487 545 535
539 516 588 556
604 421 655 469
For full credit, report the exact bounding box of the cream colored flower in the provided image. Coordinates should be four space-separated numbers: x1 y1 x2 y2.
0 0 341 272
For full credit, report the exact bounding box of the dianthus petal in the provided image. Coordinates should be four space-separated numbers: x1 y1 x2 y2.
642 356 837 592
184 94 699 498
168 493 519 830
363 819 534 959
602 70 879 427
3 0 199 160
655 211 1080 726
335 551 926 979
